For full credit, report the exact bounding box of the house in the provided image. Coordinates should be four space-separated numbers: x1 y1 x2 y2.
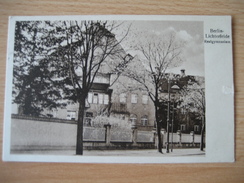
46 73 156 131
158 69 205 134
109 75 155 131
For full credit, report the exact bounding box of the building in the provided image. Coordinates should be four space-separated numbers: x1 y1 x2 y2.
109 75 155 131
158 69 205 134
42 73 156 131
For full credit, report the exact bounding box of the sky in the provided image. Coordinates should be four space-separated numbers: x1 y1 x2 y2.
113 21 204 77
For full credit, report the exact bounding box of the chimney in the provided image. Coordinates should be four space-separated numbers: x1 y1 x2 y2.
180 69 186 77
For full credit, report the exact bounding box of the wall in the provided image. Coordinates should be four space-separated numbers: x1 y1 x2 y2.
11 118 77 150
10 116 155 151
11 116 202 152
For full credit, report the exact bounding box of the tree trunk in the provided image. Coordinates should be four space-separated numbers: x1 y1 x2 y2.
200 118 205 151
155 107 162 153
76 97 86 155
156 121 163 153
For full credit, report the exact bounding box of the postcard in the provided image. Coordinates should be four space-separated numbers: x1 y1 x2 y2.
2 15 234 163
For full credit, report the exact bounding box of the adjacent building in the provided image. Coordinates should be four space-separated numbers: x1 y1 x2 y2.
158 69 205 134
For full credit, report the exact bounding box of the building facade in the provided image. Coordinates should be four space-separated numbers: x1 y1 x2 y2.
158 69 205 134
41 74 156 131
109 75 155 131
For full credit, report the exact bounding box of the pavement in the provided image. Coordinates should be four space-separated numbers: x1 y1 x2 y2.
84 148 205 157
12 148 205 157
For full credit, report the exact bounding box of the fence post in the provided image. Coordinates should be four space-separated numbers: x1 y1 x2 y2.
177 130 182 147
190 131 195 147
132 126 137 145
152 128 157 148
104 124 111 145
161 129 166 148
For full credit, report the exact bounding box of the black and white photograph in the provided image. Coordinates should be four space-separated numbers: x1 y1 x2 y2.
3 15 234 163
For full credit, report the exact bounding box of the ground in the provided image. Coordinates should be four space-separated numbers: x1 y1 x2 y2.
12 148 205 157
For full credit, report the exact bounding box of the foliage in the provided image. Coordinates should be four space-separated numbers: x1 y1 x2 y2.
179 77 205 150
93 115 132 131
12 20 131 154
13 21 65 116
13 20 130 116
179 77 205 117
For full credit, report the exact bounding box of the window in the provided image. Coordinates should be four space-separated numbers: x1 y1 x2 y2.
130 114 137 126
119 93 126 103
66 111 76 120
98 94 103 104
142 95 148 104
141 115 148 126
87 92 109 105
104 94 109 105
88 93 93 103
131 94 138 104
93 93 98 104
194 125 200 132
180 124 186 131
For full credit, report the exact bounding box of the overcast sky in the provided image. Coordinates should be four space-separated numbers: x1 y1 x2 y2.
113 21 204 77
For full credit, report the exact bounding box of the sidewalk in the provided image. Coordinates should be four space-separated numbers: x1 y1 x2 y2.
83 148 205 157
12 148 205 157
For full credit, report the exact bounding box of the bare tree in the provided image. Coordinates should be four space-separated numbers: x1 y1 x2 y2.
124 32 185 153
179 78 205 151
51 20 131 155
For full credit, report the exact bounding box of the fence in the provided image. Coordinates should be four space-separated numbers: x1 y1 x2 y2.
160 130 202 148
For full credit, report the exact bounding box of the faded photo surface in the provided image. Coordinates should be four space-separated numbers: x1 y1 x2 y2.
3 16 233 163
11 19 205 157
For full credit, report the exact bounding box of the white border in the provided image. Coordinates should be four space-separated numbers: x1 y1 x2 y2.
2 15 234 163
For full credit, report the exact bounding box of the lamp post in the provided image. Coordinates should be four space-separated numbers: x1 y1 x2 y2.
166 80 180 153
171 99 175 152
166 80 171 153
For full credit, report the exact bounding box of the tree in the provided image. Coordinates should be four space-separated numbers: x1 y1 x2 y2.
13 20 131 155
13 21 64 116
53 21 131 155
123 32 185 153
179 77 205 151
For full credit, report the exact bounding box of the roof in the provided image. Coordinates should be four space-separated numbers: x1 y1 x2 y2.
159 75 198 93
90 83 110 91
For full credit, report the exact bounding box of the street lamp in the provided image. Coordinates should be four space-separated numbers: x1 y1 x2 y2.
171 99 175 152
166 81 180 153
166 80 171 153
170 85 180 152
